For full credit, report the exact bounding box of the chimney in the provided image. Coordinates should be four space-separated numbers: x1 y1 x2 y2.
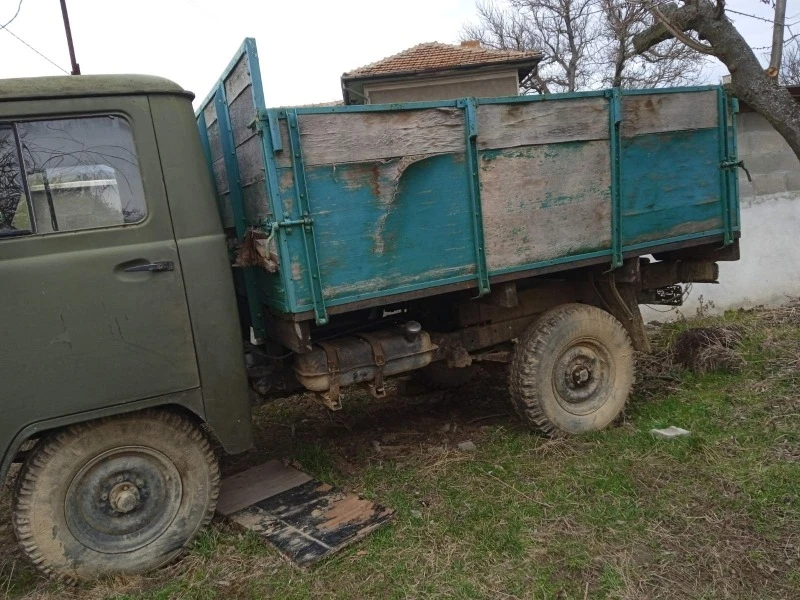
460 40 481 49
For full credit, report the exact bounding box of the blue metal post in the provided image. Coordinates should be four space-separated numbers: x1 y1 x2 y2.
461 97 490 296
285 109 329 325
608 88 623 268
214 84 266 337
716 87 733 246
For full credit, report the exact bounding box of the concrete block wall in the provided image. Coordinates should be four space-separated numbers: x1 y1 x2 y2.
642 111 800 320
736 113 800 200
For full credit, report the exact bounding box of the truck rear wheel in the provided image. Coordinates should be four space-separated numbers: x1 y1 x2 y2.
12 410 219 582
509 304 634 437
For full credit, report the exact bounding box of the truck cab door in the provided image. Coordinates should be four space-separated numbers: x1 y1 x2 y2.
0 96 199 440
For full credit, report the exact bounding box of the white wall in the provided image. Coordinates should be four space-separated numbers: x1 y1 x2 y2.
642 111 800 321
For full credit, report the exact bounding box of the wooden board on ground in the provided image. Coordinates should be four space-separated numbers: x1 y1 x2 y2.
216 460 394 566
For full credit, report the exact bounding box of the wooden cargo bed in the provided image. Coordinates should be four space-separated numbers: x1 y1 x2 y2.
197 39 740 331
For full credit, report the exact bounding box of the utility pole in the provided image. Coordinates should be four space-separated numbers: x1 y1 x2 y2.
59 0 80 75
768 0 787 79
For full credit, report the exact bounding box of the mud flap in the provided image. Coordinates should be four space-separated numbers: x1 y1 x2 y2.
216 460 394 566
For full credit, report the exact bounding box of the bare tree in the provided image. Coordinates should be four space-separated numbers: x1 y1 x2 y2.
461 0 707 93
633 1 800 161
781 38 800 85
599 0 705 88
462 0 601 93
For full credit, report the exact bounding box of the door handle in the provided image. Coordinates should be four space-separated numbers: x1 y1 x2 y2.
124 261 174 273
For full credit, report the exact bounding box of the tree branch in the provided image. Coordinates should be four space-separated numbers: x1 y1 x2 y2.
649 4 715 54
632 0 800 161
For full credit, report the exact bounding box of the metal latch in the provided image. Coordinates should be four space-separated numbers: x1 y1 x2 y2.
263 217 314 246
721 159 752 182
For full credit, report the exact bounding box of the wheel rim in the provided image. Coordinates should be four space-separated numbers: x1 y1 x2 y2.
551 337 614 416
65 446 183 554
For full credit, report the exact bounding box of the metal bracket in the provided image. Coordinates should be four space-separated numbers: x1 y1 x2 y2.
256 108 283 153
317 341 342 410
459 97 490 297
356 333 387 399
607 87 623 269
717 87 737 247
283 108 329 325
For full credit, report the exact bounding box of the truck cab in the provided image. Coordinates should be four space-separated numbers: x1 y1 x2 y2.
0 75 252 581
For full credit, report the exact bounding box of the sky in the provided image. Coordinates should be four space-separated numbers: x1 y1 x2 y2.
0 0 791 108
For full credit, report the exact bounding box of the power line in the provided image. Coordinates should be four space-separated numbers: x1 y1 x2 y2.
752 24 800 50
1 0 24 29
726 7 800 27
1 27 70 74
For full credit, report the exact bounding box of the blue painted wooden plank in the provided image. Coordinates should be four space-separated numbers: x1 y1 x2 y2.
283 153 476 309
620 128 723 247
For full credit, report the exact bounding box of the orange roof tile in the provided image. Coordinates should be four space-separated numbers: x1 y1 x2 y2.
342 42 542 79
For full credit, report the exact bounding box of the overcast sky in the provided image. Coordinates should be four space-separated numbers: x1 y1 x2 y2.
0 0 790 108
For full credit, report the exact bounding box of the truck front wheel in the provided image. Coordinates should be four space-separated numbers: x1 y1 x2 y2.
509 304 634 437
12 410 219 582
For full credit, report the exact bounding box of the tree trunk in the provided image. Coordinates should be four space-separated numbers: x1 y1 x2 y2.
633 1 800 161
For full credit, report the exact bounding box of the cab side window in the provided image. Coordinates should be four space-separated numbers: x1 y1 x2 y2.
0 126 31 237
0 116 146 238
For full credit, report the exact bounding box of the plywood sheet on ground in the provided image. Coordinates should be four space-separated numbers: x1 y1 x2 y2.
217 461 394 566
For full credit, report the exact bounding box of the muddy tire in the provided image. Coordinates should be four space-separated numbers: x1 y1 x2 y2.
415 362 480 390
509 304 634 437
12 410 220 583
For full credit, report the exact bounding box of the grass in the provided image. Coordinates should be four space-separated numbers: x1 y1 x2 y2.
1 301 799 599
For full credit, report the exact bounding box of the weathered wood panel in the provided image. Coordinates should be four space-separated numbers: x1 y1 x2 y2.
205 113 222 164
621 91 717 138
293 108 465 167
480 141 612 271
227 85 257 146
477 97 609 149
621 128 722 246
216 460 312 516
284 152 476 308
223 54 252 108
200 53 270 230
226 480 393 566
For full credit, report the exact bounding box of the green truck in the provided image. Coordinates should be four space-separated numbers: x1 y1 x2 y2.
0 39 741 581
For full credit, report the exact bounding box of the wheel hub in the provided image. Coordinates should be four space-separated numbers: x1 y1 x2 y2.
65 446 183 554
570 365 591 387
108 482 141 514
552 339 613 416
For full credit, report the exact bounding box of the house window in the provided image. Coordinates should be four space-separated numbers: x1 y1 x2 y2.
0 116 147 238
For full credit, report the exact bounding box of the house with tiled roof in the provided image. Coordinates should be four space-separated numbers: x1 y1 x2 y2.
341 41 543 105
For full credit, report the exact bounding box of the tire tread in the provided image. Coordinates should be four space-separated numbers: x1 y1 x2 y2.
508 303 634 437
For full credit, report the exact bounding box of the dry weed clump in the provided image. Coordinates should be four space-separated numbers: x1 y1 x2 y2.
673 326 746 374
